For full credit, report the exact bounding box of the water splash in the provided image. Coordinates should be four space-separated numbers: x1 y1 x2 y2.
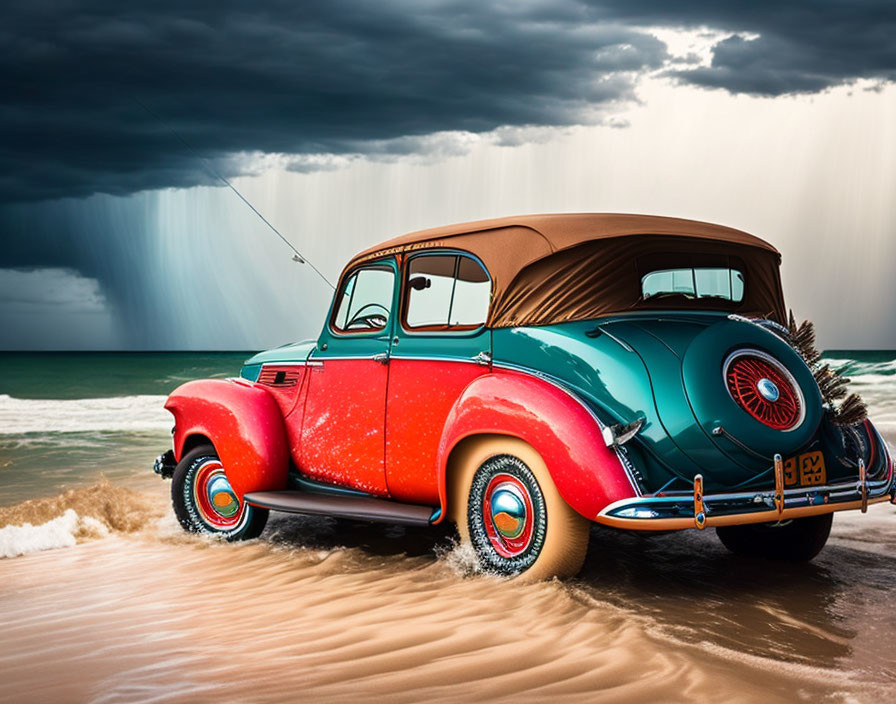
0 480 163 558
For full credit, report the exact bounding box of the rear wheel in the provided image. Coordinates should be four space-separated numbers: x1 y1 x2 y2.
716 513 833 561
171 444 268 540
451 437 589 580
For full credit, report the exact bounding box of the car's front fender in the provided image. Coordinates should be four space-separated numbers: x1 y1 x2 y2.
435 369 639 523
165 378 289 498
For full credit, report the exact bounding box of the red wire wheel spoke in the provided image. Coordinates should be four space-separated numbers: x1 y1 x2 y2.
725 352 803 431
192 459 246 530
482 473 535 558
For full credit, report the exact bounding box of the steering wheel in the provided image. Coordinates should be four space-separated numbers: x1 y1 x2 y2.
346 303 389 330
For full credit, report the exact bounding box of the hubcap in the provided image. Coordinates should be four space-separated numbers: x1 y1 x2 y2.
193 459 245 530
724 350 803 431
482 473 534 558
757 377 780 402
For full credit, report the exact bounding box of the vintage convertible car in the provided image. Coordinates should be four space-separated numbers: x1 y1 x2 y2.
154 213 895 579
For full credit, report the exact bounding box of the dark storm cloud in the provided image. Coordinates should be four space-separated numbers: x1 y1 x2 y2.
1 1 894 205
588 1 896 95
0 0 666 203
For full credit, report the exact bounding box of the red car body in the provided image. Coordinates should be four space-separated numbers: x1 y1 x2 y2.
166 362 634 525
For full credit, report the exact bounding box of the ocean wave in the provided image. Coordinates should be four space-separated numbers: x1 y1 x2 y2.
820 357 856 369
0 481 163 558
838 373 896 390
0 509 109 558
0 394 170 434
822 357 896 377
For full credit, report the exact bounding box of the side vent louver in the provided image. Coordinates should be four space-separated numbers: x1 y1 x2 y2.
257 366 301 387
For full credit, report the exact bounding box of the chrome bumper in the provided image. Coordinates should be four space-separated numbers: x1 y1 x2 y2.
596 473 895 531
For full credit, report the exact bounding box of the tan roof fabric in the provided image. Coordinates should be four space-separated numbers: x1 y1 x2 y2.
348 213 785 328
489 236 786 326
352 213 778 262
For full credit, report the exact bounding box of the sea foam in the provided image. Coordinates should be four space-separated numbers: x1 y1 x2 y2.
0 482 162 558
0 509 110 558
0 394 170 434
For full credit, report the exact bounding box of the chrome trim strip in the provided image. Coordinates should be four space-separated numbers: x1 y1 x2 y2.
727 314 790 340
308 355 386 362
594 327 633 352
314 353 480 366
389 354 482 365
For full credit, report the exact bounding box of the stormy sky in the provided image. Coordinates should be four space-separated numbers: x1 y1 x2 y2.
1 1 895 349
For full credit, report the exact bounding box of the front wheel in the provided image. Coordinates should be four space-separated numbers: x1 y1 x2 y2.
716 513 833 561
171 444 268 540
452 437 590 580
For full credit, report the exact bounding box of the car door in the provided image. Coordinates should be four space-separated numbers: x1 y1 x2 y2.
298 258 397 496
385 251 492 504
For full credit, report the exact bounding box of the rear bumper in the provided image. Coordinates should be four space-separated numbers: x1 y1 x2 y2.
595 475 895 531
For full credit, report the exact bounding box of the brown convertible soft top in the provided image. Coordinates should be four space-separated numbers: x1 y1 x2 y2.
349 213 786 327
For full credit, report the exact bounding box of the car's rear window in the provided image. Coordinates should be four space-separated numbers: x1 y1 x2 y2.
641 267 744 303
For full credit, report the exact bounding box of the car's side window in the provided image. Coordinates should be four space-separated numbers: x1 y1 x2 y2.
332 264 395 333
405 254 490 330
450 255 490 326
406 255 455 327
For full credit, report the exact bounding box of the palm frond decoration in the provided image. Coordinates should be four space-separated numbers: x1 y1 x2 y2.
786 310 867 426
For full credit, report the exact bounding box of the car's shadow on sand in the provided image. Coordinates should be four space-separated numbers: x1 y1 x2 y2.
264 512 457 559
579 524 896 667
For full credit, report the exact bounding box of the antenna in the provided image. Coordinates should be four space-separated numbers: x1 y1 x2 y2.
134 98 334 289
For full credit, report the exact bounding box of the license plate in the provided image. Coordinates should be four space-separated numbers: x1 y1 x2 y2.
783 451 826 487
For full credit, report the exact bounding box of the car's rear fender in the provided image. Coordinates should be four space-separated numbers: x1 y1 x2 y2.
435 369 639 523
165 378 289 498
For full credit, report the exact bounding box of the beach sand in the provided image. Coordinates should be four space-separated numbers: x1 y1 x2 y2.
1 479 894 703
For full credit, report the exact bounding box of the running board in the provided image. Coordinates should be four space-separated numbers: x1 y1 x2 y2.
244 490 437 526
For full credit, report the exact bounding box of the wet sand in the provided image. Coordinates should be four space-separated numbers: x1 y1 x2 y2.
1 480 894 704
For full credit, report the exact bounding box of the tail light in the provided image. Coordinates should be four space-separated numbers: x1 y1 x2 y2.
724 350 804 431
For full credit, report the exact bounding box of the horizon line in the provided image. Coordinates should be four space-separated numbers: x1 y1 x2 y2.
2 348 896 354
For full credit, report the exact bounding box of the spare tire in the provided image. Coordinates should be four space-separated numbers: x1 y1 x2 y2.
681 318 822 466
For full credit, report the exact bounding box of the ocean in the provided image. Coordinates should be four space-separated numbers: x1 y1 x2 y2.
0 352 248 505
1 351 895 703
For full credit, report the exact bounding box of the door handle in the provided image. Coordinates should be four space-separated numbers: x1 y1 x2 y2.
373 352 390 365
